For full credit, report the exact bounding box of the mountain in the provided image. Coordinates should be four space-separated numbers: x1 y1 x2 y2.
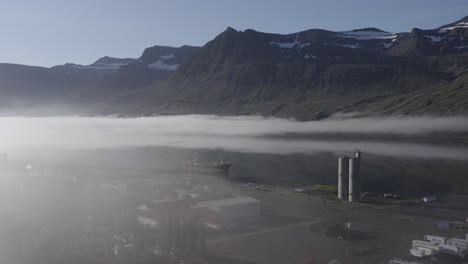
0 45 201 115
104 17 467 119
98 45 201 90
0 16 467 118
0 63 96 115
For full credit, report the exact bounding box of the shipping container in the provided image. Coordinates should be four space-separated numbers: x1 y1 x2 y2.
412 240 439 251
424 235 447 245
447 238 468 250
410 248 424 257
439 243 465 256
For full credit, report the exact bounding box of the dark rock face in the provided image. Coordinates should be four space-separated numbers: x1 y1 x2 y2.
137 18 467 119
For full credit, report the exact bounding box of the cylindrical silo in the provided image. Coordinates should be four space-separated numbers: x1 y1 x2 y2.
348 157 356 202
355 150 362 175
337 156 349 200
354 151 362 200
355 150 361 160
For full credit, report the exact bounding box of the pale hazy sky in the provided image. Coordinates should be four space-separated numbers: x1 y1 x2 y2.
0 0 467 67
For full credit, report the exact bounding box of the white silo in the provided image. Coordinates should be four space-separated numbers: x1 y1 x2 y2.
354 150 362 200
337 156 349 200
348 157 357 202
355 150 362 159
355 151 362 175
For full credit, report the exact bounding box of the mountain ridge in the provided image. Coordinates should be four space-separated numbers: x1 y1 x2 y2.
0 16 467 118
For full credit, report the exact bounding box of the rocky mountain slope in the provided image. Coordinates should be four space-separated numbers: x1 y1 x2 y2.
0 63 93 114
98 45 200 90
0 16 467 118
0 45 200 115
99 16 467 119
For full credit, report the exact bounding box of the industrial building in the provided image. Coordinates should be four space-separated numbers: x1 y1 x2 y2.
337 151 362 202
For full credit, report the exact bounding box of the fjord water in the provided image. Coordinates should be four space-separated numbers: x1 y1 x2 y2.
1 115 468 194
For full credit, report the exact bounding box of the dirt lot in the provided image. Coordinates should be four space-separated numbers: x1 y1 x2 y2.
207 190 468 264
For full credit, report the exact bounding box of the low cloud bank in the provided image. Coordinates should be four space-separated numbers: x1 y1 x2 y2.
0 115 467 160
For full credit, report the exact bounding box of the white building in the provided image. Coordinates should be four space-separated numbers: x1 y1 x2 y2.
412 240 440 251
410 240 439 257
424 235 447 245
439 243 466 258
447 238 468 250
410 247 434 257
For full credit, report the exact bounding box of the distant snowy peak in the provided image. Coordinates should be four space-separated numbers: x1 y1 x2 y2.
336 28 396 40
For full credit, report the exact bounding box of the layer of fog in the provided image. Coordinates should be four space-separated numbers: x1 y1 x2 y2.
1 115 468 160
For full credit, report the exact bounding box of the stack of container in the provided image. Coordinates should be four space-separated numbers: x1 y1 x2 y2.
410 235 468 258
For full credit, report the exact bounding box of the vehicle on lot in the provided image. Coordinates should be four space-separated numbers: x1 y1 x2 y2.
362 192 377 197
422 196 437 203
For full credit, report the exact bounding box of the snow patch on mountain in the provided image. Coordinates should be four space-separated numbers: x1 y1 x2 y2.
304 54 317 59
381 42 392 48
159 54 175 60
324 42 362 49
300 42 311 49
455 45 468 50
147 60 179 71
71 63 127 70
380 38 397 48
336 30 396 40
269 40 310 49
147 53 179 70
439 22 468 33
424 35 446 43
